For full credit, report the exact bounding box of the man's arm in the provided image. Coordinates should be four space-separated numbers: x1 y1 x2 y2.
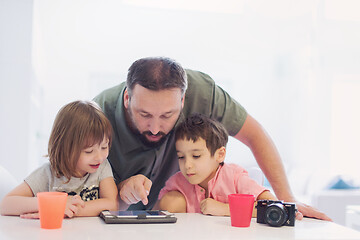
234 114 331 221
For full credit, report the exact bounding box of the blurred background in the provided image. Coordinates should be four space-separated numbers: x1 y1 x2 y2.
1 0 360 227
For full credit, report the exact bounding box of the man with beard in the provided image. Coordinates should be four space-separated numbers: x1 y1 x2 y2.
93 57 330 220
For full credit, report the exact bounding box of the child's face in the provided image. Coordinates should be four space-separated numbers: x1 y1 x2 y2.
76 136 110 177
176 137 225 190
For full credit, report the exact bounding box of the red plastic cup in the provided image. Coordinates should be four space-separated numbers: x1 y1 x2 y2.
37 192 68 229
228 194 255 227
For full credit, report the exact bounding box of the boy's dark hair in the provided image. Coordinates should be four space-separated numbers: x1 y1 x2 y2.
175 113 228 156
126 56 187 97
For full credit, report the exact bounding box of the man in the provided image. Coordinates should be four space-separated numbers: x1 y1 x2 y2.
94 57 330 220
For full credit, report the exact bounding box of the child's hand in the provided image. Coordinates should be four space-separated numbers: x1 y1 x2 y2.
20 212 40 219
200 198 230 216
20 195 85 219
64 195 85 218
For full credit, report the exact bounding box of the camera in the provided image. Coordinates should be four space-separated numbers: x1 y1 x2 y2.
256 200 296 227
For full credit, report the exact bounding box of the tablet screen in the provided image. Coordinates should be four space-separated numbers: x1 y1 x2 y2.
114 210 167 216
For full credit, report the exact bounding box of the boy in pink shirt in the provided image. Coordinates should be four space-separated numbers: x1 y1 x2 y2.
157 113 276 216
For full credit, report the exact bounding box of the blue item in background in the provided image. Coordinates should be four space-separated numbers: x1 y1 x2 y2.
326 175 360 190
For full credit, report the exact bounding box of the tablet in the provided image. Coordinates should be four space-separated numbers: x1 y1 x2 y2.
100 210 177 224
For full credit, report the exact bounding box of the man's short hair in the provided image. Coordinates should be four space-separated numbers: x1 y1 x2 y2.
175 113 228 156
126 57 187 97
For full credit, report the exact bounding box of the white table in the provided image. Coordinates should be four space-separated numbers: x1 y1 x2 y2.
1 213 360 240
347 205 360 232
311 189 360 226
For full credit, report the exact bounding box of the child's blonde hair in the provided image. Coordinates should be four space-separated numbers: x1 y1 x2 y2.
48 100 112 181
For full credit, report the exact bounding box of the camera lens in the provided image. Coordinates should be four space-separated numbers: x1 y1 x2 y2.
265 203 288 227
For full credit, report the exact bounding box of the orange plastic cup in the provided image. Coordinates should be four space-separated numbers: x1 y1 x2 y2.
228 194 255 227
37 192 68 229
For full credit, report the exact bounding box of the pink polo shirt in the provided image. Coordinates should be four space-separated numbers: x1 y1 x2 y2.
158 163 267 213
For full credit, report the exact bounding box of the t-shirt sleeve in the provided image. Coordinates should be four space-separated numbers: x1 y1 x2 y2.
24 163 52 196
98 159 114 182
235 167 267 199
183 69 247 136
158 172 183 200
212 84 247 136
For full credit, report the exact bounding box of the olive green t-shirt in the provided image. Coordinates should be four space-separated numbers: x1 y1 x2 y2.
93 69 247 210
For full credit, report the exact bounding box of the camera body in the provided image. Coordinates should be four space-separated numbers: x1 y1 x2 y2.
256 200 296 227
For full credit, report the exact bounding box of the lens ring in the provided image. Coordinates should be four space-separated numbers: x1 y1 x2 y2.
265 203 288 227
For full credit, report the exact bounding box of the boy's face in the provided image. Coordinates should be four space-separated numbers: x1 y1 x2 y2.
176 137 225 190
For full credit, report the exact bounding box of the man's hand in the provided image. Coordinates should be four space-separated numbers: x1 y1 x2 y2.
119 174 152 205
295 201 332 221
200 198 230 216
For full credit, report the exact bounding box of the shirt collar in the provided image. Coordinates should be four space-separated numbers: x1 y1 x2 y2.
207 164 224 194
193 164 223 196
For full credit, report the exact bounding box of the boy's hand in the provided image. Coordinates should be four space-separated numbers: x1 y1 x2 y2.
64 195 85 218
200 198 230 216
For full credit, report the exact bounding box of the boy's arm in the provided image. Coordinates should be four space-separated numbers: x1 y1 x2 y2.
200 198 230 216
75 177 118 217
0 182 38 216
200 191 277 217
158 190 186 213
252 190 277 217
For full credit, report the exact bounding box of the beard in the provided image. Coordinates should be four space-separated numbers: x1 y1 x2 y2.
125 108 170 148
134 130 168 148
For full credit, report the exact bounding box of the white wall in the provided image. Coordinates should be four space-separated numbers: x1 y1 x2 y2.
1 0 360 197
0 0 35 181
